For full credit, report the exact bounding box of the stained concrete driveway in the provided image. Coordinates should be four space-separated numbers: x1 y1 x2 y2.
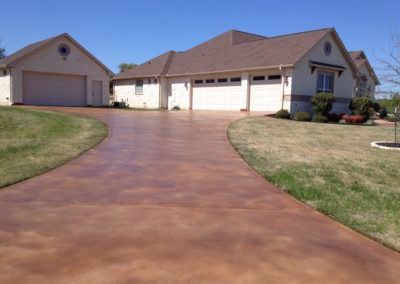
1 107 400 283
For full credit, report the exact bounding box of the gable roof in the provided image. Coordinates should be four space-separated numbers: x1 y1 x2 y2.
0 33 113 76
113 28 356 80
349 50 380 85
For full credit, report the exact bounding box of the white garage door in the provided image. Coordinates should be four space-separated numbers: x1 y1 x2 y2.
250 75 282 111
23 71 86 106
192 78 242 110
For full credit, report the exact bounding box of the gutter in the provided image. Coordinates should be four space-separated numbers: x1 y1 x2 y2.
111 64 294 81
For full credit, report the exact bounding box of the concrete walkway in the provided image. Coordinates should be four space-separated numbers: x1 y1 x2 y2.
0 107 399 283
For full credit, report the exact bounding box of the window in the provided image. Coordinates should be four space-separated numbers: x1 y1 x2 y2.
0 70 7 76
148 79 151 84
317 72 333 93
253 76 265 81
205 79 215 84
58 44 70 57
217 78 227 83
268 75 281 80
194 80 203 84
230 77 241 82
155 78 158 83
324 41 332 56
135 79 143 95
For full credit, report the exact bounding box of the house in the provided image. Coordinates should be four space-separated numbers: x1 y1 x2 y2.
112 28 378 114
349 50 380 99
0 33 113 107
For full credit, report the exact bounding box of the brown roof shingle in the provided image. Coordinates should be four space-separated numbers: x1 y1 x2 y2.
112 28 333 80
0 33 113 75
0 34 60 68
349 50 380 85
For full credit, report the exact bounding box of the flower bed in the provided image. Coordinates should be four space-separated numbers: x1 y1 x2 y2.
342 115 364 124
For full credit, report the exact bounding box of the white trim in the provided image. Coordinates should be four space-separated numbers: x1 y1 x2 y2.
371 141 400 151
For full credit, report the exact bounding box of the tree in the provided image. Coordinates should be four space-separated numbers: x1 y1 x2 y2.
118 63 137 73
0 40 5 59
377 31 400 96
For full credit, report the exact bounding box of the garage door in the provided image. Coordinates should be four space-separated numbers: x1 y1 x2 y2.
250 75 282 111
192 78 242 110
23 71 86 106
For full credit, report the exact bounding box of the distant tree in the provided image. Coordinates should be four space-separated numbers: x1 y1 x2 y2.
377 31 400 96
118 63 137 73
0 40 5 59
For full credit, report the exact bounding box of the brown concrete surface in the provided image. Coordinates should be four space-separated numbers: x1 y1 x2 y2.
1 107 400 283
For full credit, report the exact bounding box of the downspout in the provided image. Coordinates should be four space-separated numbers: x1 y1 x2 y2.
158 76 161 109
189 78 193 110
9 68 13 105
280 65 285 110
246 73 250 111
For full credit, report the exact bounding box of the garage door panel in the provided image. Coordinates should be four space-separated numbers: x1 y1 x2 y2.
250 80 282 111
193 84 242 110
23 72 86 106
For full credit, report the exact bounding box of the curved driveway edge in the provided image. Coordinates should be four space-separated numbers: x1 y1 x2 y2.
0 107 399 283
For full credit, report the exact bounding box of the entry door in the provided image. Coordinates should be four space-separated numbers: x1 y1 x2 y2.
92 81 102 106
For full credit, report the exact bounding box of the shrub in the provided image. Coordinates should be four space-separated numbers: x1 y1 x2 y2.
172 105 181 111
380 107 388 119
275 109 290 119
311 92 335 115
372 102 381 112
312 114 328 123
349 97 373 120
343 115 363 124
293 112 311 121
328 113 343 122
363 119 375 126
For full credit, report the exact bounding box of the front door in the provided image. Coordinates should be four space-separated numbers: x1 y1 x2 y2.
92 80 102 106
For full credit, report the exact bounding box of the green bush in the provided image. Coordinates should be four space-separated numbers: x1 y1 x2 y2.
349 97 373 120
275 109 290 119
312 114 328 123
293 112 311 121
311 93 335 115
372 102 381 112
380 107 388 119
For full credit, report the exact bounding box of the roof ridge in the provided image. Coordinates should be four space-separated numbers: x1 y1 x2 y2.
265 27 332 40
230 29 268 39
161 50 176 75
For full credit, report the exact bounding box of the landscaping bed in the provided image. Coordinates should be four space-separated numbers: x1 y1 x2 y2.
228 116 400 251
0 107 108 189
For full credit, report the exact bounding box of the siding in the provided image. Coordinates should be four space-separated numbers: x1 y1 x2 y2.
11 37 110 106
168 78 190 110
357 63 376 98
291 34 355 114
114 79 160 108
0 73 11 105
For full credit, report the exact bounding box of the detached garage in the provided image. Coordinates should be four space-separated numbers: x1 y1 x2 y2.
0 33 113 106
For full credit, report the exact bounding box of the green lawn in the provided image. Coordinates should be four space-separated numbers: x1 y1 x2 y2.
228 116 400 251
0 107 108 189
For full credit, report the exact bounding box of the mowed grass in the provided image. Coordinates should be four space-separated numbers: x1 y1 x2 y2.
228 116 400 251
0 107 108 189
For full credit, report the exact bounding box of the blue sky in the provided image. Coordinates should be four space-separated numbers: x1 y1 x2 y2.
1 0 398 90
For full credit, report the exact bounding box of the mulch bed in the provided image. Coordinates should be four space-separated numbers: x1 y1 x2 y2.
376 142 400 148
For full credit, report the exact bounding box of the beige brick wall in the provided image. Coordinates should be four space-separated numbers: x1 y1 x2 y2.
291 33 355 114
114 78 160 108
0 73 11 106
357 63 376 98
11 37 110 105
